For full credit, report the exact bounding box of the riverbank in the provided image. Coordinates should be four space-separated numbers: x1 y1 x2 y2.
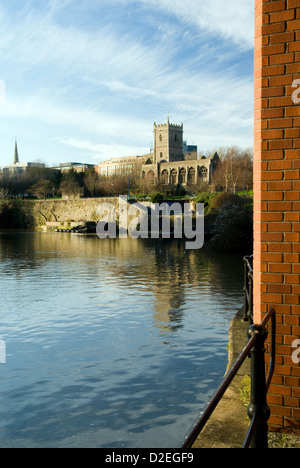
191 308 300 449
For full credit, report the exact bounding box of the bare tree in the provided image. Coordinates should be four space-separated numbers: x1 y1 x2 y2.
84 171 99 197
29 180 54 199
0 188 9 199
212 146 253 193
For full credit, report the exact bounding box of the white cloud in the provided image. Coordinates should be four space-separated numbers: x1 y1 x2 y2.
137 0 254 49
0 1 254 166
59 138 150 161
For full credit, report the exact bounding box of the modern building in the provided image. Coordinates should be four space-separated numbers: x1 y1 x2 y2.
50 162 95 173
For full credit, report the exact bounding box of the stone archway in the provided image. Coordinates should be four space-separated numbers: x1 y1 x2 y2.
170 169 177 185
179 167 187 185
199 166 208 179
160 169 169 184
187 167 196 185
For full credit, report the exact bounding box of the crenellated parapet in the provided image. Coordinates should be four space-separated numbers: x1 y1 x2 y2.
154 121 183 129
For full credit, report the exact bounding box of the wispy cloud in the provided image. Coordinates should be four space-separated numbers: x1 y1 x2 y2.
59 138 150 161
136 0 254 49
0 0 254 166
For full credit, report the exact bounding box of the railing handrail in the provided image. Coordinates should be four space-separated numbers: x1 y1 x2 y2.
180 308 276 449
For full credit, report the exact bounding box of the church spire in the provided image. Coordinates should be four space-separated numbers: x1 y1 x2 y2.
14 140 19 165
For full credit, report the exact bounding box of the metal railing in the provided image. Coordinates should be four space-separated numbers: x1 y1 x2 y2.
244 255 253 323
181 308 276 449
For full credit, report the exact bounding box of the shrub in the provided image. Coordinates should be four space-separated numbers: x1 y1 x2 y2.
210 192 242 211
151 192 164 204
175 186 187 197
211 198 253 254
195 192 217 213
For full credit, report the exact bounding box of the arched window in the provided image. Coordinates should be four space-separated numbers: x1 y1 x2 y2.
170 169 177 185
179 168 186 185
200 166 208 178
187 167 196 185
146 170 155 182
161 169 168 184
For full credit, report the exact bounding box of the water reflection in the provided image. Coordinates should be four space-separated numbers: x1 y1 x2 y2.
0 231 244 447
0 232 243 336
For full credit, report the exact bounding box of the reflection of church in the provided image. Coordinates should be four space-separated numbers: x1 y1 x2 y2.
142 119 219 190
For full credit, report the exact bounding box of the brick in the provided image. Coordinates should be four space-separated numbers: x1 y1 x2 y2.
268 243 292 253
285 170 300 179
269 140 293 150
260 86 285 97
286 150 300 159
270 53 295 65
261 65 285 77
269 31 295 44
269 75 293 86
267 204 292 214
261 293 283 304
286 275 300 284
269 263 292 273
262 23 287 35
288 42 300 52
286 129 300 139
260 150 284 160
270 10 295 23
268 160 292 170
261 44 286 55
268 284 292 294
287 19 300 30
268 118 293 129
286 62 300 74
261 129 284 139
287 0 300 9
268 181 292 191
285 295 300 305
269 96 295 107
263 1 286 13
261 170 284 180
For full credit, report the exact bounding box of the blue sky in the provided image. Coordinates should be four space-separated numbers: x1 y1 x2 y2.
0 0 254 167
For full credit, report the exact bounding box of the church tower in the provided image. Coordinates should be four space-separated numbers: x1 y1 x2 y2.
153 118 183 164
13 141 19 165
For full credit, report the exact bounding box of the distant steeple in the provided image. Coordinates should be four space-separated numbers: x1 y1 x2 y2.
13 140 19 165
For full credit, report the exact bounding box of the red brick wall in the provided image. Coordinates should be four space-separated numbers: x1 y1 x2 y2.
254 0 300 433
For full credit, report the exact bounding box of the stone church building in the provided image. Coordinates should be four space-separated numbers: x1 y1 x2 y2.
142 119 219 189
97 119 219 190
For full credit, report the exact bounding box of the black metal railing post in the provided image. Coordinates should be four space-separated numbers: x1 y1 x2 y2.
246 324 270 449
243 255 253 323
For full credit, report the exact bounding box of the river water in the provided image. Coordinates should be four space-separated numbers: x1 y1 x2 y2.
0 231 244 448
